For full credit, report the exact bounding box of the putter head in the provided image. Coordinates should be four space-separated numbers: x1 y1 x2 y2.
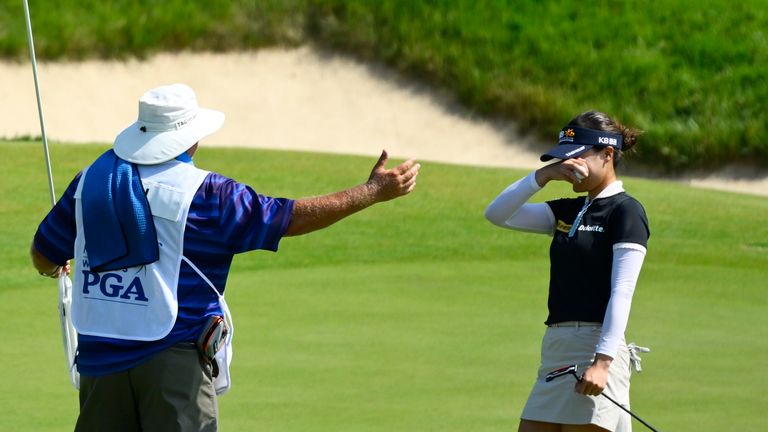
545 364 578 382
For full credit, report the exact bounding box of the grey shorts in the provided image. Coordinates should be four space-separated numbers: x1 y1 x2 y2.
520 324 632 431
75 343 218 432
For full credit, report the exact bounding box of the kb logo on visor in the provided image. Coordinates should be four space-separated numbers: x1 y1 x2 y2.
598 136 618 146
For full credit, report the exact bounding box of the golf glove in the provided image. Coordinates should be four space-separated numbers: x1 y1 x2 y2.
627 342 650 373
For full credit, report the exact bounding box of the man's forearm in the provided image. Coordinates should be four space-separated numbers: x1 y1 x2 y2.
285 182 379 236
284 151 419 237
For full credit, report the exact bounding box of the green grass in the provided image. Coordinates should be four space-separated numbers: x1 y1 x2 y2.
1 1 766 170
304 0 768 171
1 141 766 431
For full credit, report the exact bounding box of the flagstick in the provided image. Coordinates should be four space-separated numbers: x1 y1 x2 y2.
23 0 80 390
23 0 57 206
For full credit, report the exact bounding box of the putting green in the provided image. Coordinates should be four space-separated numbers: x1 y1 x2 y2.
2 142 766 431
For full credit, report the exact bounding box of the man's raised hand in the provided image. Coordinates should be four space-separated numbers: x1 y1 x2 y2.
367 150 421 202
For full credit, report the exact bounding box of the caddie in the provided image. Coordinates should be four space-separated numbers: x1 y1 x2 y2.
30 83 420 432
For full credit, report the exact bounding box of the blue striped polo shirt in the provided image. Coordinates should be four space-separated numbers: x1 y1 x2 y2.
33 160 294 376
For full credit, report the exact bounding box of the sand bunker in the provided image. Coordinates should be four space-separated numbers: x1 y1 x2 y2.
1 47 765 196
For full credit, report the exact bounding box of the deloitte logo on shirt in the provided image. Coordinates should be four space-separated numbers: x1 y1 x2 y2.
577 224 605 233
80 259 149 304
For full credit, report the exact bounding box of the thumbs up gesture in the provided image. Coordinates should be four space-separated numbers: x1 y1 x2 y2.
366 150 421 202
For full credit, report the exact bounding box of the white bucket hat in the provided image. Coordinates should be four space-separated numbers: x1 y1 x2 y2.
113 83 225 164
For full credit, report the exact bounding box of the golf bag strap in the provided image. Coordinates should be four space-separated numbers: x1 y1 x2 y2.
180 255 233 331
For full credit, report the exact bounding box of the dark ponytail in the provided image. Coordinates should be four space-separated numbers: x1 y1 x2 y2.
567 111 643 167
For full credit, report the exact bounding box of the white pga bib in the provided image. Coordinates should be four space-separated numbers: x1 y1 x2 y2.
72 160 208 341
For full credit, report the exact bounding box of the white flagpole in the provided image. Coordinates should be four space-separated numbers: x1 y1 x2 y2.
23 0 80 390
22 0 56 206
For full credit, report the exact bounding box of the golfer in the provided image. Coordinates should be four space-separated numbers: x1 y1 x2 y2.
30 83 420 431
485 111 649 432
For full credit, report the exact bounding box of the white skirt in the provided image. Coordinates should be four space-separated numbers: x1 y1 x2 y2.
520 324 633 431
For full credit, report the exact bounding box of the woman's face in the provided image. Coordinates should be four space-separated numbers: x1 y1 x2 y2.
571 147 614 194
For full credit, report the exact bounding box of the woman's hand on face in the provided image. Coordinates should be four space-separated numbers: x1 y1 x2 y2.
535 159 590 187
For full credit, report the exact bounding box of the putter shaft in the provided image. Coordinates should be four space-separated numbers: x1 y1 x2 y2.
569 372 659 432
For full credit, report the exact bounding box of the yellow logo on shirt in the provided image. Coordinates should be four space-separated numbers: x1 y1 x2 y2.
556 220 572 233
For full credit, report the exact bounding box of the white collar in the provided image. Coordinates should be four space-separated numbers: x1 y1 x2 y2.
588 180 624 202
